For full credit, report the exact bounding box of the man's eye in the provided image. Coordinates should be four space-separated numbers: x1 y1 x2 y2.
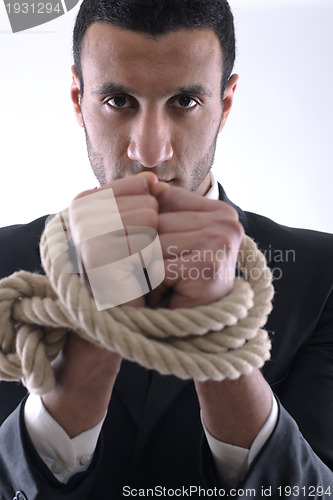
106 96 131 108
174 96 198 109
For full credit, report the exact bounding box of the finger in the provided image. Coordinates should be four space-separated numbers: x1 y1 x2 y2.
136 172 170 196
73 174 157 201
157 210 239 234
120 208 159 230
150 179 170 198
158 223 242 259
136 171 159 187
156 185 238 217
116 195 159 217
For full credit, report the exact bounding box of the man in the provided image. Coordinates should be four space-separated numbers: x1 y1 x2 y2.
0 0 332 498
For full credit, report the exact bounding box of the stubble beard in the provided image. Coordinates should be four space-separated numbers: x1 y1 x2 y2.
85 133 107 186
84 127 219 193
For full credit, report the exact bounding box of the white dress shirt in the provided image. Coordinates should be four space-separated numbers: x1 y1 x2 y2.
24 170 278 486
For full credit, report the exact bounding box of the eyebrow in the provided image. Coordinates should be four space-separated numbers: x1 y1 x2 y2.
173 85 213 98
91 83 213 98
91 83 136 96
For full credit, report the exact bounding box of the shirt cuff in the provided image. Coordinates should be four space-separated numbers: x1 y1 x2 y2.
202 393 278 487
24 393 106 484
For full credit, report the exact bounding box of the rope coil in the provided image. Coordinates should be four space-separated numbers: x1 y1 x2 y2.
0 209 274 395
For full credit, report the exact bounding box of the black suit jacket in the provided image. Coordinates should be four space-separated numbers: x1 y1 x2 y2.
0 186 333 499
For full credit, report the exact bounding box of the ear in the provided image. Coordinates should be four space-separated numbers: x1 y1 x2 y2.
70 65 84 128
218 73 239 133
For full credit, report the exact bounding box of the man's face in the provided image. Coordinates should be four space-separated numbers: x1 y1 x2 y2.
71 24 237 196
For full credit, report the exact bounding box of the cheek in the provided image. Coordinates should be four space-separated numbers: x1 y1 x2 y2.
84 110 128 154
173 114 219 157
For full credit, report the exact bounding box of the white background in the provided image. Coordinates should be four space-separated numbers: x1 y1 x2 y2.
0 0 332 232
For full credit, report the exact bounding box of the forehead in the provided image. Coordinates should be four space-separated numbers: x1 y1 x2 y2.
80 23 223 94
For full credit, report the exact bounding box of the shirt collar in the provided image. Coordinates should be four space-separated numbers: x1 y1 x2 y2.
204 170 219 201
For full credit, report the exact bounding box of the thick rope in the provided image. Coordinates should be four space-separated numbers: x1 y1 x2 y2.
0 210 274 394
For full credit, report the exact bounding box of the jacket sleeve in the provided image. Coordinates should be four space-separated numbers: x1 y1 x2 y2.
201 289 333 499
242 401 332 497
0 399 102 500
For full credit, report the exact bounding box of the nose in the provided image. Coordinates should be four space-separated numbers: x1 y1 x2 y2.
127 108 173 168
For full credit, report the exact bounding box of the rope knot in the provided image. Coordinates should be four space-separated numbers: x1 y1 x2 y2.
0 272 68 394
0 209 274 394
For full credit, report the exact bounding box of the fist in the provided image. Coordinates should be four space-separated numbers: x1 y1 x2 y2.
68 173 164 308
149 184 244 309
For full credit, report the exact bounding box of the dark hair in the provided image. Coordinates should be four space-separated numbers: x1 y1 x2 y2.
73 0 236 97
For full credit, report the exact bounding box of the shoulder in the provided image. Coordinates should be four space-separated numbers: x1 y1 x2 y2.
0 215 49 279
245 210 333 255
218 184 333 259
243 210 333 294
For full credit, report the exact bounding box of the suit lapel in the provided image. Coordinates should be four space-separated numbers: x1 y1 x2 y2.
218 183 252 238
218 183 278 268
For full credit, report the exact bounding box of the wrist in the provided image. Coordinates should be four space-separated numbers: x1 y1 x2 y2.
41 334 121 438
195 369 272 449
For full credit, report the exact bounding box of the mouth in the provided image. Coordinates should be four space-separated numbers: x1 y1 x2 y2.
158 178 175 183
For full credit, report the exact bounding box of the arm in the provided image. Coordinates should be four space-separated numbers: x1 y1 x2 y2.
154 185 333 497
0 397 102 499
199 280 333 497
41 173 161 438
198 290 333 496
153 183 273 447
41 334 121 439
0 173 162 496
196 369 272 449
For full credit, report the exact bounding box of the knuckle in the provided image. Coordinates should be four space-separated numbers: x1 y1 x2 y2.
217 200 239 219
210 211 244 239
228 218 244 238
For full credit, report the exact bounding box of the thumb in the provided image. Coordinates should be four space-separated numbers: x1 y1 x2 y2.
136 172 170 198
